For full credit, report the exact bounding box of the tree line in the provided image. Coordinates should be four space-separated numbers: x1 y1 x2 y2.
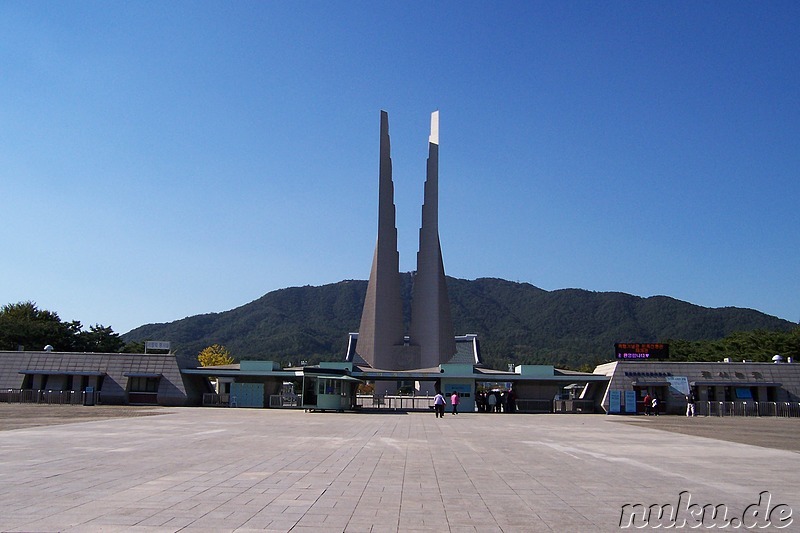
666 328 800 363
4 298 798 370
0 301 234 367
0 301 138 353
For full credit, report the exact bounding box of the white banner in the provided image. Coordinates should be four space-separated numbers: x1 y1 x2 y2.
625 390 638 413
609 390 622 413
667 376 690 396
145 340 171 351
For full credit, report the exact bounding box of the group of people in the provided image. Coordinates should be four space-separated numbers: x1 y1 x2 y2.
642 393 660 415
432 388 517 417
433 391 460 417
476 389 515 413
642 391 698 416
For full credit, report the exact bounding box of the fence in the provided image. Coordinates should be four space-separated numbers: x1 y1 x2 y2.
0 389 100 405
269 395 301 408
357 396 588 413
203 393 230 407
356 394 435 410
552 399 596 414
162 392 800 417
512 399 555 413
695 401 800 417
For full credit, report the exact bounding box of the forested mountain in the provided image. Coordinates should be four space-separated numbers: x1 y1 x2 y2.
123 276 797 369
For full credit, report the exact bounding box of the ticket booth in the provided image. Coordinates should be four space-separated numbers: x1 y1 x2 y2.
301 366 361 412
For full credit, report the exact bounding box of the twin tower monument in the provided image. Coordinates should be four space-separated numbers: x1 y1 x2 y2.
353 111 457 371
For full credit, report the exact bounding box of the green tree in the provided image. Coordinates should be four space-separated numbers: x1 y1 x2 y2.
120 340 146 353
76 324 125 353
0 301 75 351
198 344 235 367
0 301 125 353
669 327 800 362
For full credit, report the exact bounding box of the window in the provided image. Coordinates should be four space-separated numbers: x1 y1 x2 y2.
317 379 343 395
129 376 159 393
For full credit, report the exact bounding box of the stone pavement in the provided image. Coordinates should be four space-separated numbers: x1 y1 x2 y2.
0 408 798 532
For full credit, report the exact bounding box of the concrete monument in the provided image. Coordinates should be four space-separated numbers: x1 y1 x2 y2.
408 111 456 369
355 111 456 370
355 111 407 369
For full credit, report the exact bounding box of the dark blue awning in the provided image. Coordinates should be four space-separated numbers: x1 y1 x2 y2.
19 370 105 376
124 372 162 378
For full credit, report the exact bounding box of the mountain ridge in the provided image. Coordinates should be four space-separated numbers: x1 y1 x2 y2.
123 276 795 369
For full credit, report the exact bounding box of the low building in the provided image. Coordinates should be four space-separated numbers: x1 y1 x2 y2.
595 360 800 415
187 360 610 413
0 350 210 406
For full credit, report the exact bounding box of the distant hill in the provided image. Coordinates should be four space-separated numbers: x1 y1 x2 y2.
123 276 796 369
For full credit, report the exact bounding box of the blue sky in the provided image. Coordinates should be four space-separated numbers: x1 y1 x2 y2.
1 1 798 335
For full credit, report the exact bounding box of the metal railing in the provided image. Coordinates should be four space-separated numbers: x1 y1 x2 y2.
0 389 100 405
356 394 435 410
552 399 596 414
203 393 302 408
354 396 591 413
515 399 554 413
197 392 800 417
203 393 231 406
695 401 800 417
269 395 301 408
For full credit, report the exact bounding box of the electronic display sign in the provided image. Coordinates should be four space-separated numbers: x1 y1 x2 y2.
614 342 669 360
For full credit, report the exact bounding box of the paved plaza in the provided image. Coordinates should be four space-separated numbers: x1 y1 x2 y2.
0 407 798 532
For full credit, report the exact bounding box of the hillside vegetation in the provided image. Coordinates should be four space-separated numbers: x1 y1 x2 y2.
123 276 797 369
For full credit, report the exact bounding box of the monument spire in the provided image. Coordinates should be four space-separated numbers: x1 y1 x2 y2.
355 111 405 369
409 111 456 368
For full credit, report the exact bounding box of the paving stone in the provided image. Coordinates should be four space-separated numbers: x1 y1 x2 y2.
0 408 798 532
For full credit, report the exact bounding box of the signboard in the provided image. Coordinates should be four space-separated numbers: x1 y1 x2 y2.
145 341 171 352
624 390 638 413
735 387 753 399
667 376 690 396
609 390 622 413
615 342 669 360
444 383 472 395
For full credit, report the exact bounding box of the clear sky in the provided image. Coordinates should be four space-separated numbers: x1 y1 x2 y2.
1 1 798 335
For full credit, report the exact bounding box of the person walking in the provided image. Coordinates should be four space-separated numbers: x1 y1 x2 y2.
451 391 460 415
487 391 497 412
686 391 696 417
433 391 446 418
506 387 516 413
643 393 652 416
651 395 660 416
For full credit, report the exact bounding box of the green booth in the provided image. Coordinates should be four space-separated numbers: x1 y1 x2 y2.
301 364 361 412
